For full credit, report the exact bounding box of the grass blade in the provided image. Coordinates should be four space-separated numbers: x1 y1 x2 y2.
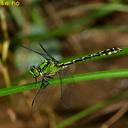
0 69 128 96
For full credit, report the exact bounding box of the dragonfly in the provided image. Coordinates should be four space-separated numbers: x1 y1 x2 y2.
21 43 122 106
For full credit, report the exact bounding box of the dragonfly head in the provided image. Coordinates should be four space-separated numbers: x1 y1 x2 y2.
29 65 40 78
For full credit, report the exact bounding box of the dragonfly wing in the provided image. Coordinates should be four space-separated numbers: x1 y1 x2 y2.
19 44 48 60
58 71 69 108
39 43 59 63
57 70 76 109
32 81 60 111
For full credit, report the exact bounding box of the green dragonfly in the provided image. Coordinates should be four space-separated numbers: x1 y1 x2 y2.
21 43 122 106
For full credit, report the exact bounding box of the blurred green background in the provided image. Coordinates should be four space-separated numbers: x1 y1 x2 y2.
0 0 128 128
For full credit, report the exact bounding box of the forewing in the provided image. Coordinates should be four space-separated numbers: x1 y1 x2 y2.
57 67 77 109
31 81 60 111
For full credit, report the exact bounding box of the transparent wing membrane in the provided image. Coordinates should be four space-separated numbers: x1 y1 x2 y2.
19 44 49 60
31 84 60 111
39 43 59 63
57 71 70 108
31 78 49 107
58 67 78 108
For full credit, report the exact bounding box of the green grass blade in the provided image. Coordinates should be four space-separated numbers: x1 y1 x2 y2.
0 69 128 96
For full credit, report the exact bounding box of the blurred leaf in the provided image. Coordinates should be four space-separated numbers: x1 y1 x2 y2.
12 3 128 43
57 90 128 128
31 8 45 26
9 7 25 28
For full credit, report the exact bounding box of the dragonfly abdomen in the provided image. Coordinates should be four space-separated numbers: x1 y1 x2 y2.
60 47 122 67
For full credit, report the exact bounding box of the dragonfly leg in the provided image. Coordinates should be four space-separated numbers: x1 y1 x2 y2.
41 79 49 88
32 79 49 106
46 76 53 79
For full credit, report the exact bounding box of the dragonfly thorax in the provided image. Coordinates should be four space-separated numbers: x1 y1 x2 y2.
29 65 40 78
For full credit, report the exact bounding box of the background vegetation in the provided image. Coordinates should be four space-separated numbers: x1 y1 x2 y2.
0 0 128 128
